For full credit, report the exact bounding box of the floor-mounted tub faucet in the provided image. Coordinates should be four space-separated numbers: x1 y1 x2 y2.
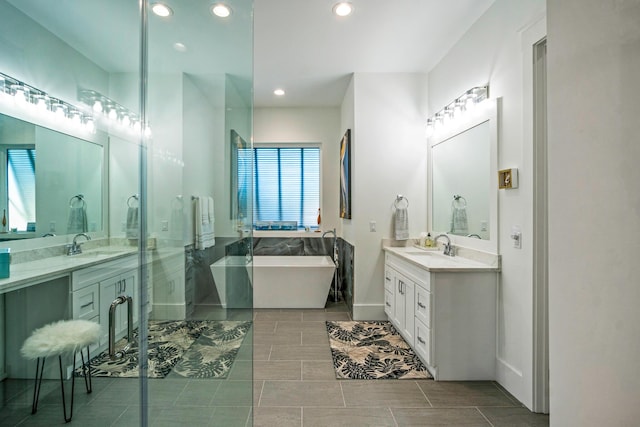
435 234 454 256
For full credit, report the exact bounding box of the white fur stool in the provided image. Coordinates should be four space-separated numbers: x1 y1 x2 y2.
21 319 101 423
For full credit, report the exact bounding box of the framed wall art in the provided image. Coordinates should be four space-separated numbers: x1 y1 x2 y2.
340 129 352 219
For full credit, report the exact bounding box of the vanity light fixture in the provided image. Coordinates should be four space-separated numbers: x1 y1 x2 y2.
273 88 285 96
78 88 151 136
0 71 96 132
211 3 232 18
333 2 353 17
151 3 173 17
426 85 489 137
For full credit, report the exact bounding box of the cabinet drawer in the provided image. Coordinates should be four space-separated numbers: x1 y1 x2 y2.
384 267 394 291
414 318 431 366
415 285 431 327
73 283 99 320
384 288 394 317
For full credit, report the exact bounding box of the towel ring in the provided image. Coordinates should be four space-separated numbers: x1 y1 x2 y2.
394 195 409 209
69 194 86 209
452 194 467 208
127 194 139 208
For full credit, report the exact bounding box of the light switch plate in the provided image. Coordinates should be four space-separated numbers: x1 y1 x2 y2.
511 225 522 249
369 221 376 232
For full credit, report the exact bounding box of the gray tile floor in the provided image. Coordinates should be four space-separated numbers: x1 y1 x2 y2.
0 302 549 426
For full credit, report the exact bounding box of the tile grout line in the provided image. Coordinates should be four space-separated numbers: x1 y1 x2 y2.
475 406 496 427
416 380 434 407
300 406 304 427
338 381 347 408
388 407 400 427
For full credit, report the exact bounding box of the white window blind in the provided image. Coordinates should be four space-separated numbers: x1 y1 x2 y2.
252 147 320 228
7 148 36 231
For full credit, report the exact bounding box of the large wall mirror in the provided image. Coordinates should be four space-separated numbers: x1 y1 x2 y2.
0 113 106 241
428 98 499 253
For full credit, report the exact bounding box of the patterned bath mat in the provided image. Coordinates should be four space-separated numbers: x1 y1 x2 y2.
326 321 431 380
77 320 251 379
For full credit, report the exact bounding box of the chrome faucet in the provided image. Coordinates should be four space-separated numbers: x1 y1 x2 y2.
435 234 454 256
67 233 91 255
322 228 339 264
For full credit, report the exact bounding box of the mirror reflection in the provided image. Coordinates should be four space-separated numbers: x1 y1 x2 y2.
0 113 104 240
432 121 490 239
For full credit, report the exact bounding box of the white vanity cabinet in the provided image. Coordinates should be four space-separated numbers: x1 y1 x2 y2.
384 250 497 380
72 255 139 350
385 264 415 345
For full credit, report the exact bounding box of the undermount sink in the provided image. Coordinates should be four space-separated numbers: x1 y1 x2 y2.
74 249 132 259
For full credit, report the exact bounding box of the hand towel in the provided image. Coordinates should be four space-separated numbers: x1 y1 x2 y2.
67 207 88 234
450 205 468 234
194 196 215 250
394 207 409 240
126 206 139 239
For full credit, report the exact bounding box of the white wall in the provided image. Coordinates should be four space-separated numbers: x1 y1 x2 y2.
181 74 224 244
547 0 640 425
341 72 429 320
254 107 342 233
427 0 546 409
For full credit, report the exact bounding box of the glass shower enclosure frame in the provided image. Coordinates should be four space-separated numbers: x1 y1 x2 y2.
0 0 254 425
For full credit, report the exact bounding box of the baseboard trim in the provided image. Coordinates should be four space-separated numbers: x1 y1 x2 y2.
152 303 186 320
352 304 386 321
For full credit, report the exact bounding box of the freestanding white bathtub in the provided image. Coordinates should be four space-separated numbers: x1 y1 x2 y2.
252 256 336 308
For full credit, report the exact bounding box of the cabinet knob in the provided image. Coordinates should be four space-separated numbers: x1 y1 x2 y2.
385 302 391 307
417 336 426 344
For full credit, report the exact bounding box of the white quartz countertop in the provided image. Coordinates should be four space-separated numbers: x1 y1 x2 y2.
0 246 137 295
383 246 500 272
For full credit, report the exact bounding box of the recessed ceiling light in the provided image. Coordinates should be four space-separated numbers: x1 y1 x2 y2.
332 2 353 17
173 42 187 52
273 89 285 96
211 3 232 18
151 3 173 17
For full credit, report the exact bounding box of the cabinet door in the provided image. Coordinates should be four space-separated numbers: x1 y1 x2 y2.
393 275 405 330
402 279 415 345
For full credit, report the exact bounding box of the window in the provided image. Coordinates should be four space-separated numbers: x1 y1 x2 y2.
252 146 320 229
7 148 36 231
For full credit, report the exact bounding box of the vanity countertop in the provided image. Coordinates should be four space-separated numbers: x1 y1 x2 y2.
0 246 137 295
383 246 500 272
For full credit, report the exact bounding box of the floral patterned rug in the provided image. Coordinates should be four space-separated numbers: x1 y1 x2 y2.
326 321 432 380
77 320 251 379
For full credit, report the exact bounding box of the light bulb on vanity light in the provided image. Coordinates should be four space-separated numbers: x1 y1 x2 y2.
12 84 29 104
92 99 103 113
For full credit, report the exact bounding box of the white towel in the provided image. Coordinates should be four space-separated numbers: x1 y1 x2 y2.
194 196 215 250
126 207 139 239
394 207 409 240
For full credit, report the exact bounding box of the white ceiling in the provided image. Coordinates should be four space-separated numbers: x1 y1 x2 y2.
7 0 495 108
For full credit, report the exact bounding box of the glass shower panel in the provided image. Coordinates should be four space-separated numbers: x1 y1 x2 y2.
0 0 145 425
146 0 253 425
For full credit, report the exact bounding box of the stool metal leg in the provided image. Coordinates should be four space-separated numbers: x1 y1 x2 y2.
58 353 76 423
80 346 93 394
31 357 46 414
